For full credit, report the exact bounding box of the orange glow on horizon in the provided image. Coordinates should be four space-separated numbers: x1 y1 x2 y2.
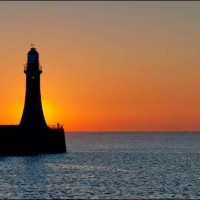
1 2 200 132
42 99 59 127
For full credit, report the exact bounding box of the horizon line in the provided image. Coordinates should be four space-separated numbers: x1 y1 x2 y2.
65 130 200 133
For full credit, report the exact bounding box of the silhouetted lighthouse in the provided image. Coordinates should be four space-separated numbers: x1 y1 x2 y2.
0 45 66 155
20 46 47 129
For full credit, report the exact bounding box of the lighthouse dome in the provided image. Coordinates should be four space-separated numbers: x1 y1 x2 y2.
28 47 39 55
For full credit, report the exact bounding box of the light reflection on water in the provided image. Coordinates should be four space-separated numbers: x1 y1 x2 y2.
0 132 200 199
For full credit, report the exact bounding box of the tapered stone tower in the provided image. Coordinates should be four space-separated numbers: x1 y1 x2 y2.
20 46 47 129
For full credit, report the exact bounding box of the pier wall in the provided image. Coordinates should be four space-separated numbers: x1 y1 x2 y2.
0 125 66 155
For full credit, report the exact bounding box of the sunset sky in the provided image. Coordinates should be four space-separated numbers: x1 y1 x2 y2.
1 2 200 131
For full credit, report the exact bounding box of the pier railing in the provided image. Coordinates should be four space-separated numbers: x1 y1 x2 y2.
48 124 63 129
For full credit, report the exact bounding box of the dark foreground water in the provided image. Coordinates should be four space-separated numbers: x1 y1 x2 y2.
1 132 200 199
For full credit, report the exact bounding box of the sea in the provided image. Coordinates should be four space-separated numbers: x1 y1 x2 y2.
0 132 200 199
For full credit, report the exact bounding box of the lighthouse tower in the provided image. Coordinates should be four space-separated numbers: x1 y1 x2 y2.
0 45 66 155
19 45 47 129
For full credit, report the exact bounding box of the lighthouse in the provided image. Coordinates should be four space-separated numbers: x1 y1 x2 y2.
20 45 47 129
0 45 66 155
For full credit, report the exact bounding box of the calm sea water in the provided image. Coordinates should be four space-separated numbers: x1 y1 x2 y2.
1 132 200 199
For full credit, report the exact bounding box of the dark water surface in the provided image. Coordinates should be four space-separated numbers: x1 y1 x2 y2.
1 132 200 199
